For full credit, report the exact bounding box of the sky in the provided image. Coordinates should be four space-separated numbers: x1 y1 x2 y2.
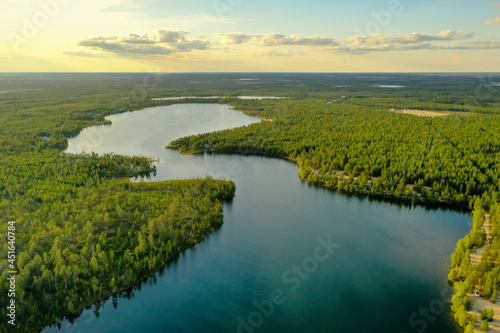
0 0 499 72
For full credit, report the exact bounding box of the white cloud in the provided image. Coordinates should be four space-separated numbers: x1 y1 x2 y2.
74 30 209 57
63 51 108 57
260 50 297 57
215 30 478 54
70 29 500 59
461 39 500 49
435 30 473 40
216 33 335 46
334 30 475 53
151 30 189 43
486 16 500 25
216 32 251 45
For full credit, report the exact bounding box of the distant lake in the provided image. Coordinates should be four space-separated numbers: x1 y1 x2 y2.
151 96 287 101
377 85 406 88
48 103 467 333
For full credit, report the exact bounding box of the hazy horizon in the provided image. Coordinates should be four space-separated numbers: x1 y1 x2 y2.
1 1 499 72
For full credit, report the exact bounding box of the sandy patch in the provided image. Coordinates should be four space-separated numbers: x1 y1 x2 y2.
390 109 453 117
467 213 498 331
467 294 500 332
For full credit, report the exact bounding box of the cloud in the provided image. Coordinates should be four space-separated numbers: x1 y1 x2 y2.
260 50 297 57
460 39 500 49
435 30 473 40
62 51 107 58
70 29 500 59
74 30 209 57
216 32 252 45
333 30 475 53
173 40 210 51
216 33 335 46
486 3 500 24
79 39 176 55
215 30 476 54
486 16 500 25
120 34 155 44
151 30 189 43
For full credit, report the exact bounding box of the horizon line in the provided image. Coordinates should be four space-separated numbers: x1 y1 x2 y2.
0 71 499 74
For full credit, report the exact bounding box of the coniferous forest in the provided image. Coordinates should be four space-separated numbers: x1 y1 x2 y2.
1 73 500 332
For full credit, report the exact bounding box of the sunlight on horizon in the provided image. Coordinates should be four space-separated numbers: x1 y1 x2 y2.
0 0 499 72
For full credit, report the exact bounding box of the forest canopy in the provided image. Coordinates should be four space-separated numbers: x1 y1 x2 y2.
0 72 499 332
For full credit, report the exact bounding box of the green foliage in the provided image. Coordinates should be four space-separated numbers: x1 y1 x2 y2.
449 204 500 330
480 308 494 321
0 74 238 333
464 322 475 333
1 72 499 332
451 282 470 322
449 200 488 285
170 99 500 207
481 319 490 331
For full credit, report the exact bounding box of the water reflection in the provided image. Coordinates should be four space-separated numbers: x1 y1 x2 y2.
44 226 224 331
44 104 468 333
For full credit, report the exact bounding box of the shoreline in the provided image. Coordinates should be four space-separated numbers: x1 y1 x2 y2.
33 102 244 333
170 145 467 210
167 102 469 209
42 101 473 332
466 213 500 332
39 207 229 333
166 102 482 332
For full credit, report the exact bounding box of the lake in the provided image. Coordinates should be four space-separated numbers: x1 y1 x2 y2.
151 96 287 101
45 103 469 333
377 85 406 88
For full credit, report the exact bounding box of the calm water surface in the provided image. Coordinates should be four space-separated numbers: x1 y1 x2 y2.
45 103 468 333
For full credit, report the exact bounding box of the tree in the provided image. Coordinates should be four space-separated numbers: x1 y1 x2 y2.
488 308 494 321
456 307 468 327
464 323 474 333
480 319 489 331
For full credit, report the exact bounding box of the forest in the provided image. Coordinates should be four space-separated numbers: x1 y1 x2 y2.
169 98 500 209
0 74 238 333
0 72 499 332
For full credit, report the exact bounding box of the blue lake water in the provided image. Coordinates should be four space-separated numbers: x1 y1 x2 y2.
45 103 468 333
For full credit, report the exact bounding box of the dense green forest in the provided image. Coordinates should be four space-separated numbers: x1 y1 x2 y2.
0 74 240 333
169 98 500 208
0 73 499 332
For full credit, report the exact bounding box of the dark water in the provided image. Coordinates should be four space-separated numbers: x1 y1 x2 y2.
45 103 468 333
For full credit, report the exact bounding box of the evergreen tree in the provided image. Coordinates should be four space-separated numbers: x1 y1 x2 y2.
480 319 489 331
